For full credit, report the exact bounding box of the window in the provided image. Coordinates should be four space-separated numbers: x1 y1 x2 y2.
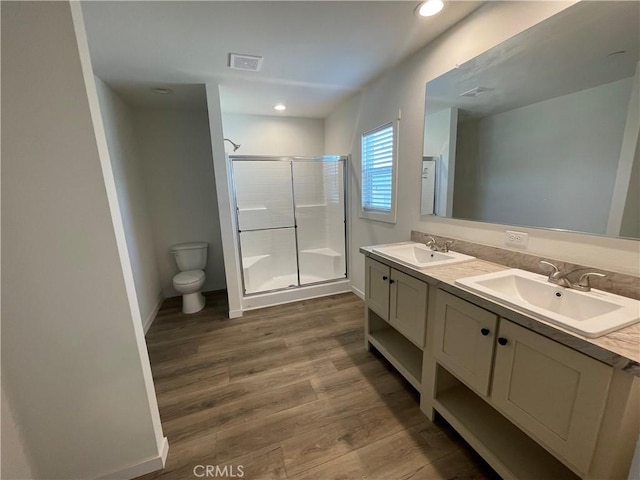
360 121 397 223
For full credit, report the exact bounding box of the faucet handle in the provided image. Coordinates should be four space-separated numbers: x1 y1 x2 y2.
577 272 606 291
425 236 437 250
540 260 560 274
443 240 453 252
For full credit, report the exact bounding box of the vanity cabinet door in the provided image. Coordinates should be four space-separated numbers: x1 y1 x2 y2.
365 257 390 321
433 290 498 396
389 268 428 349
491 319 613 475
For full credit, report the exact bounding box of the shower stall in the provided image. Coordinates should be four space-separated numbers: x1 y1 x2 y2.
231 155 347 296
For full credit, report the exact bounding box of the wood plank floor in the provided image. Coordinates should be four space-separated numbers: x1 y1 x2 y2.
138 291 499 480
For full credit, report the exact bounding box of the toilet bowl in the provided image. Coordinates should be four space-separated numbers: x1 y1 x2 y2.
171 242 208 314
173 269 206 314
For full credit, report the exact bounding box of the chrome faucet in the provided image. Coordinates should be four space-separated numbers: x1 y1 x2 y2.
540 261 606 292
425 236 453 253
573 272 607 292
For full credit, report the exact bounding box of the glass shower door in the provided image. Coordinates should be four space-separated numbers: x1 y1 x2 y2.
233 160 299 294
293 158 346 285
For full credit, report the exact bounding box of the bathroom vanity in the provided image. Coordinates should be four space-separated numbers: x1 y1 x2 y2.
361 242 639 480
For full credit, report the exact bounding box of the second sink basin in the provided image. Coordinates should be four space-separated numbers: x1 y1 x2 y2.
372 242 475 269
456 269 640 338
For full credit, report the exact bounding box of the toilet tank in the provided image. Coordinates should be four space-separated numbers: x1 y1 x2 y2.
171 242 208 271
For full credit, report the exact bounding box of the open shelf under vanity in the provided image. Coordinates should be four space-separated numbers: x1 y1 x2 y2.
367 310 422 390
433 365 580 480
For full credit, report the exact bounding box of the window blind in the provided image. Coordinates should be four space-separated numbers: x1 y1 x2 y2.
361 123 394 212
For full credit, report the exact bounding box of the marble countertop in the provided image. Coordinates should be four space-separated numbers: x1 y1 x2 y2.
360 243 640 376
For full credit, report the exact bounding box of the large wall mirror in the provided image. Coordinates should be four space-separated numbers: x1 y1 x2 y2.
422 1 639 239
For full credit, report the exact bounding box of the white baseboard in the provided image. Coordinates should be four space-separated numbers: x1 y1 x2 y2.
351 285 365 300
143 294 164 334
98 437 169 479
159 436 169 466
229 309 243 319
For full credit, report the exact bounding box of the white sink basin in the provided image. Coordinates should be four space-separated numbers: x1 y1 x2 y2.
456 269 640 338
372 242 475 269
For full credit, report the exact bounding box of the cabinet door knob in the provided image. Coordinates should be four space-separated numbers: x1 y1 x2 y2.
389 279 395 284
480 328 490 336
382 276 388 281
498 337 508 346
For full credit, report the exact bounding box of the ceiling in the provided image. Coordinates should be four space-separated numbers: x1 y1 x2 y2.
426 1 640 119
81 1 484 118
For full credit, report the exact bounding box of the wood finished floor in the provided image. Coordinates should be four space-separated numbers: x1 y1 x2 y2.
138 291 499 480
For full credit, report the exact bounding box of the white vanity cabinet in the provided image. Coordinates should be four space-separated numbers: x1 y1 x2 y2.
389 268 428 349
364 257 429 390
491 319 613 474
433 290 498 396
364 257 390 321
430 289 621 479
363 249 638 479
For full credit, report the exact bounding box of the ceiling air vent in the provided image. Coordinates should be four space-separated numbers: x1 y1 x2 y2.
229 53 263 72
459 86 494 98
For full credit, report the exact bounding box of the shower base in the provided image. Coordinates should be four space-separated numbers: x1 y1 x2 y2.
246 273 337 295
242 278 351 312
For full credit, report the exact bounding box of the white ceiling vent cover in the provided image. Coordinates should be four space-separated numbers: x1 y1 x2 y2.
229 53 263 72
459 86 494 98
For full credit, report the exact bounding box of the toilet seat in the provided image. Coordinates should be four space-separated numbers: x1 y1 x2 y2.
174 270 205 286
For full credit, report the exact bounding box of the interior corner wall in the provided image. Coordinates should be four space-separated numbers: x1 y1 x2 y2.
1 1 163 477
424 107 457 217
325 0 640 294
94 77 163 328
206 84 244 318
134 107 226 297
221 113 325 156
1 387 34 479
620 135 640 239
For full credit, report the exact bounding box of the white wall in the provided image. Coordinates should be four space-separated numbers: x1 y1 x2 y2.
95 78 163 329
325 1 640 294
453 78 632 233
222 113 324 156
1 2 165 477
135 107 226 297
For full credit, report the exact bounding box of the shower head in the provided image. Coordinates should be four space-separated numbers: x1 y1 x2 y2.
224 138 241 152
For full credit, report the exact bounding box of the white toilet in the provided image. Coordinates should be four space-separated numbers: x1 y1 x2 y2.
171 242 208 314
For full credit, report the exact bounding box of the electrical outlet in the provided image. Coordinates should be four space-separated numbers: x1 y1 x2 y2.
505 230 529 248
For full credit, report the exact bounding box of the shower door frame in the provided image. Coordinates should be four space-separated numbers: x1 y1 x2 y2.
230 155 349 297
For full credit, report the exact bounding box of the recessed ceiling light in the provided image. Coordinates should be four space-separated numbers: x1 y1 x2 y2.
274 104 287 111
152 87 172 95
417 0 444 17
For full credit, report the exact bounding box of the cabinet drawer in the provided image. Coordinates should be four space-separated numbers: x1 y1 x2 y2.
491 320 613 474
389 268 428 348
433 290 498 396
365 257 390 321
